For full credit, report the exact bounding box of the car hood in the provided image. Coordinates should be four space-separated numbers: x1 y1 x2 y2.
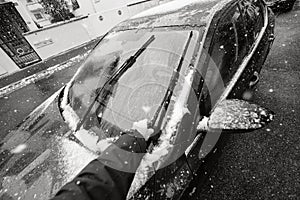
0 88 98 200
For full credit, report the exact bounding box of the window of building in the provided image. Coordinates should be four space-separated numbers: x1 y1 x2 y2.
72 0 80 10
33 13 44 20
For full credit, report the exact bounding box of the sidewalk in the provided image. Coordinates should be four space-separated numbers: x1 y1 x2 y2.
0 38 100 88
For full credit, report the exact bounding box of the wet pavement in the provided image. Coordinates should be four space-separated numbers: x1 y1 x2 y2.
0 4 299 200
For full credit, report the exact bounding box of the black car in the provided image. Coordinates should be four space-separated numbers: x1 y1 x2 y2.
265 0 297 12
0 0 275 200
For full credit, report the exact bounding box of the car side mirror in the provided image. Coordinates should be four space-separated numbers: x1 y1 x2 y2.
198 99 274 133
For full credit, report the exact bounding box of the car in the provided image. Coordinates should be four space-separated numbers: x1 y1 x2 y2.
265 0 296 12
0 0 275 199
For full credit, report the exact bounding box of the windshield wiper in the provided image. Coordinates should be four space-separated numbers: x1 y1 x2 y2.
75 35 155 131
148 31 193 141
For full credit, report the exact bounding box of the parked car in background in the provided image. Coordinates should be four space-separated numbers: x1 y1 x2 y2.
265 0 296 12
0 0 275 200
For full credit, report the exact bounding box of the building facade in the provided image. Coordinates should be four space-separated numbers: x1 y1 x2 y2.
0 0 171 77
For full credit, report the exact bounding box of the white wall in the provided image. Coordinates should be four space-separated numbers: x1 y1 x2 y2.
24 4 132 60
24 17 92 60
0 65 7 77
0 48 20 76
126 0 160 16
74 0 164 17
93 0 128 13
84 6 130 39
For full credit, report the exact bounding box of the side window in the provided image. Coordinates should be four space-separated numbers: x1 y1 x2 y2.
207 5 246 88
232 5 248 62
202 5 247 112
239 0 264 46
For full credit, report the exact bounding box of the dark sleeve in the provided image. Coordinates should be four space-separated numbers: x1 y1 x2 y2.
50 134 147 200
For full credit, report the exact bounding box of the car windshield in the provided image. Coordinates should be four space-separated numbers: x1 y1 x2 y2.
67 28 199 135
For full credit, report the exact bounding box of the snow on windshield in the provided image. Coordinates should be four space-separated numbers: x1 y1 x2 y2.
127 68 194 199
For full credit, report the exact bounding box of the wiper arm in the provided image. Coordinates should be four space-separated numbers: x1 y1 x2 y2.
148 31 193 138
75 35 155 131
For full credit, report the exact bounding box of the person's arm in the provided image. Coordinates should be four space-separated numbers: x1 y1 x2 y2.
50 133 147 200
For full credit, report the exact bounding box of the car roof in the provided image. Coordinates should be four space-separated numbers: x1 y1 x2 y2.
115 0 235 30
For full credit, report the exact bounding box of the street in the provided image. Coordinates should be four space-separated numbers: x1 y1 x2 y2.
0 4 299 200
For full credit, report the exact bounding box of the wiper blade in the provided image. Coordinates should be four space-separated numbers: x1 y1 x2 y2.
75 35 155 131
148 31 193 137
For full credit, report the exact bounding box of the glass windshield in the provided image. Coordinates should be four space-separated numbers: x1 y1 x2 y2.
68 28 198 136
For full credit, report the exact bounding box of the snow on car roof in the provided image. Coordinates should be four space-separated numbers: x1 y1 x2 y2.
116 0 234 30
